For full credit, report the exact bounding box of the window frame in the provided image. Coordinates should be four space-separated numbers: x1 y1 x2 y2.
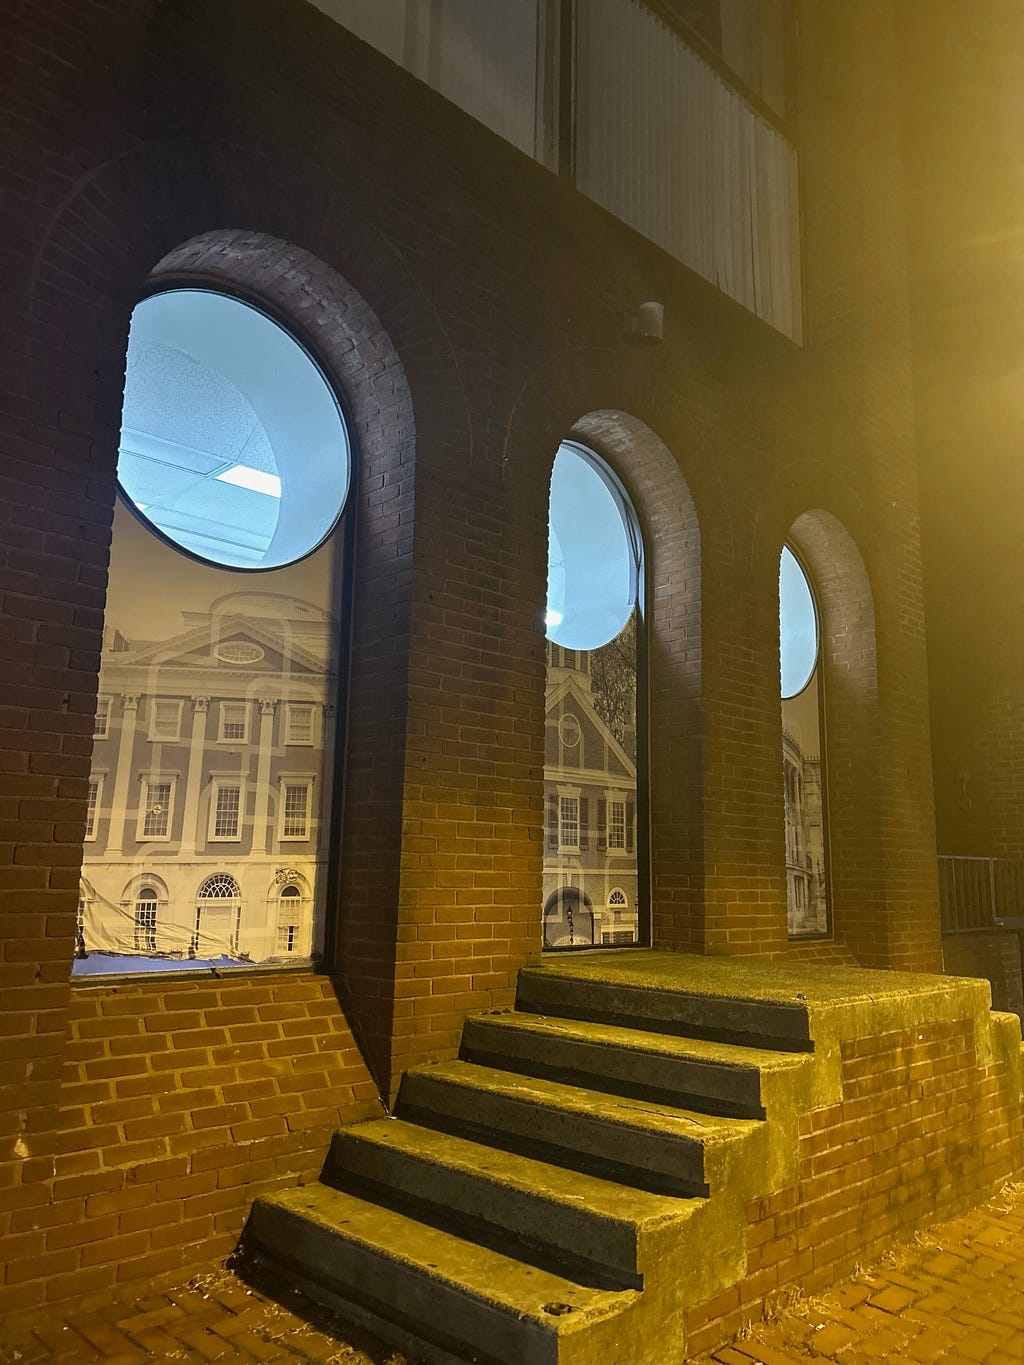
208 778 245 843
606 796 627 852
133 886 160 954
278 776 315 842
218 700 250 745
93 696 112 739
148 697 184 742
284 702 317 747
84 773 104 842
557 789 581 854
780 541 833 941
276 883 304 954
136 774 177 843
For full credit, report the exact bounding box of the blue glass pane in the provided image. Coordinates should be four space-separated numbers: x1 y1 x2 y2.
780 546 818 698
118 290 349 570
546 444 638 650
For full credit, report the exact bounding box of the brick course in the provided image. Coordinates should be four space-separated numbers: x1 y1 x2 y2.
0 972 378 1317
685 1018 1024 1357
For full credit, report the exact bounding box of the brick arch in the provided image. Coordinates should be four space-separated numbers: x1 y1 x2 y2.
784 509 882 967
754 504 942 972
24 133 472 1093
564 410 706 951
496 349 742 958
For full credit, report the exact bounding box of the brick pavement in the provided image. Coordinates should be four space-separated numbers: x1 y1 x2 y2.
0 1183 1020 1365
698 1181 1024 1365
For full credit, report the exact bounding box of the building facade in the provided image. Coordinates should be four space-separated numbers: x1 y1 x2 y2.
1 0 1022 1336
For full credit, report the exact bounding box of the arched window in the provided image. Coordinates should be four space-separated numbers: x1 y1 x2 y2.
780 546 830 937
542 887 595 949
133 887 159 954
543 441 644 948
276 883 305 955
76 242 361 976
193 872 242 958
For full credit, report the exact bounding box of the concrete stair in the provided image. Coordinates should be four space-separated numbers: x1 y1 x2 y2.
243 955 821 1364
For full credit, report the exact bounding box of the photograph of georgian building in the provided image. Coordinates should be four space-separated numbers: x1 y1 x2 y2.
78 589 336 969
1 2 1022 1362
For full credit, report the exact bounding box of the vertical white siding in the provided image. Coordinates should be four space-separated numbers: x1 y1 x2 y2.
310 0 545 160
310 0 801 339
575 0 801 338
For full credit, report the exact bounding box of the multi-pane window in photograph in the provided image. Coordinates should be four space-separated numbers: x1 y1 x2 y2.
219 702 248 743
150 699 182 741
93 697 111 739
85 780 100 841
211 784 241 840
75 287 350 975
607 799 626 850
139 780 173 840
133 889 159 954
285 704 316 745
281 782 312 841
543 441 644 950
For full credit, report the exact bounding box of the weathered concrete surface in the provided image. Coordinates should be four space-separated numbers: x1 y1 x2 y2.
2 1182 1022 1363
242 949 1024 1365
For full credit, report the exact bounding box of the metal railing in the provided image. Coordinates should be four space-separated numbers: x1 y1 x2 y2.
938 856 1024 933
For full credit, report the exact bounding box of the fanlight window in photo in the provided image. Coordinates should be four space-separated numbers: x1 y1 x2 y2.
543 441 644 949
779 546 830 938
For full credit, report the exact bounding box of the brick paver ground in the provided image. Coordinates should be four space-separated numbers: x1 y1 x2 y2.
1 1183 1020 1364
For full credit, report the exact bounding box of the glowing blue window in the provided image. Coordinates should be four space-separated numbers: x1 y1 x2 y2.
546 442 640 651
117 290 350 570
779 546 818 699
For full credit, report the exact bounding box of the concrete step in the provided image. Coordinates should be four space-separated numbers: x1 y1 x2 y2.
395 1059 761 1197
324 1117 693 1290
516 962 814 1052
462 1010 811 1118
246 1182 640 1365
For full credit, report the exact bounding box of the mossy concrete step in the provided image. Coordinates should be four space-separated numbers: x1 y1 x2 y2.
461 1010 813 1118
246 1183 645 1365
324 1117 694 1289
396 1059 761 1197
517 960 813 1052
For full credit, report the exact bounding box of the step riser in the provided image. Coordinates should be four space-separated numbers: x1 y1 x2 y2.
396 1071 710 1197
516 973 813 1052
325 1131 643 1289
461 1018 765 1119
246 1198 568 1365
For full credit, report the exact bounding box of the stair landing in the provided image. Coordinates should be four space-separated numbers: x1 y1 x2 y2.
242 949 1023 1365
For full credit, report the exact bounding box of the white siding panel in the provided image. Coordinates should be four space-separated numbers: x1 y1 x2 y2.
312 0 542 160
436 0 540 158
577 0 800 339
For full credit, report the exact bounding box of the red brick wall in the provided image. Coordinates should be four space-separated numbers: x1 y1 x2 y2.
0 972 378 1317
685 1018 1024 1356
0 0 973 1310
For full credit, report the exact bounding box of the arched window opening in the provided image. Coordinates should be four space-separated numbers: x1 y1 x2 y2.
543 887 595 949
276 882 305 955
75 245 359 978
133 887 159 954
544 441 645 949
780 546 830 937
192 873 242 959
